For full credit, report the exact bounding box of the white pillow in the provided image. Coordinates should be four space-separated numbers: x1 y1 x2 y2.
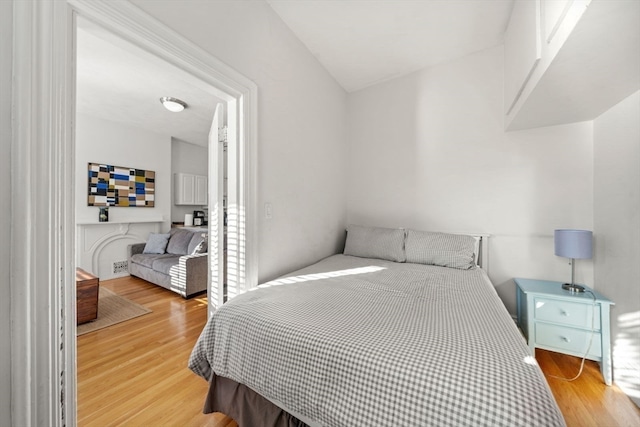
343 225 406 262
188 232 208 255
191 239 208 255
405 230 476 270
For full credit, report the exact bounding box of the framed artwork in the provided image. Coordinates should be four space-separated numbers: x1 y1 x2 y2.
88 162 155 207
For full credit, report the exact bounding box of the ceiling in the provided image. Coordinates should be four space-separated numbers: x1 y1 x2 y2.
266 0 515 92
77 1 516 142
76 19 221 147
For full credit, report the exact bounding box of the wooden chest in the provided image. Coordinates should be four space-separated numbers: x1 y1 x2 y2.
76 268 99 325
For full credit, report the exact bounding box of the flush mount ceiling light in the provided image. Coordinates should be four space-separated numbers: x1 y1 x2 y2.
160 96 187 112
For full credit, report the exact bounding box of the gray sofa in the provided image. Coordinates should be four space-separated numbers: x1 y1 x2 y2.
127 228 208 298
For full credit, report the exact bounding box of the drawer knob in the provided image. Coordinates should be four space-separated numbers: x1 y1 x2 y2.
561 336 571 343
561 310 570 317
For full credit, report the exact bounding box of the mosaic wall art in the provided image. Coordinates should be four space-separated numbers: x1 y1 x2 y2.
88 163 155 207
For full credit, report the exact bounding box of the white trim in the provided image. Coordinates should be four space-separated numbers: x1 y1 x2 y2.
11 0 258 424
76 219 163 225
68 0 259 292
208 103 225 313
11 1 75 425
506 0 542 116
545 0 574 44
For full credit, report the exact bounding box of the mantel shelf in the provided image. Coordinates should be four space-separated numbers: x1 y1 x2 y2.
76 219 164 226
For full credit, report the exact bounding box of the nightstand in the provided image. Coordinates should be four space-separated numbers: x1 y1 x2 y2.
515 278 614 385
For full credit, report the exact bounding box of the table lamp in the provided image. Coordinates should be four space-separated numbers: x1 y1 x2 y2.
554 229 593 293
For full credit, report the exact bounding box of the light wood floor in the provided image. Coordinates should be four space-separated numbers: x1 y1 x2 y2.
77 276 237 427
78 276 640 427
537 348 640 427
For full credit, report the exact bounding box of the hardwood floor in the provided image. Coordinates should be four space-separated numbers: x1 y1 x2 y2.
78 276 640 426
77 276 237 427
537 348 640 427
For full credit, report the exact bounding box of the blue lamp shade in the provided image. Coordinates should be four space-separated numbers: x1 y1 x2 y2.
554 229 593 259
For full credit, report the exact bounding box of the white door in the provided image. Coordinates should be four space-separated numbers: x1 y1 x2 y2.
208 103 225 316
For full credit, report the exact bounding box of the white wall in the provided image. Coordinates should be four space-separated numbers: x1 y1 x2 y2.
75 114 172 279
594 91 640 406
131 0 349 281
0 0 12 423
75 113 172 227
171 139 208 223
346 46 594 314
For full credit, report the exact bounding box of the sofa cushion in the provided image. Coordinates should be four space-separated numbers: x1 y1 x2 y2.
166 229 193 255
143 233 170 254
131 253 175 269
188 232 208 255
152 256 180 276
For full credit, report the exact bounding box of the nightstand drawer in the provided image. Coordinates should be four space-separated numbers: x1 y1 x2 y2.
536 323 602 358
534 297 601 330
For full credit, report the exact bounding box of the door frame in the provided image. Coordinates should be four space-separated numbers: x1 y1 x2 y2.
208 103 226 315
10 0 258 425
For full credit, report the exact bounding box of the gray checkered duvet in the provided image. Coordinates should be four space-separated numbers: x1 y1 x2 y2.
189 255 565 427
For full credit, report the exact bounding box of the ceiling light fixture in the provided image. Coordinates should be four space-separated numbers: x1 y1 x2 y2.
160 96 187 112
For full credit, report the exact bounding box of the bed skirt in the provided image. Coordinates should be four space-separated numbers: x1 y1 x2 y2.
204 373 309 427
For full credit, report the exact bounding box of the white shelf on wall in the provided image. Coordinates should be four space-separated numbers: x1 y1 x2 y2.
76 218 164 225
504 0 640 130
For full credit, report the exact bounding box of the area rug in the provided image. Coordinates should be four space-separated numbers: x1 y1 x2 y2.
77 287 151 336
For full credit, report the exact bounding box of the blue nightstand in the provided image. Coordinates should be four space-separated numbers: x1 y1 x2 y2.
515 278 614 385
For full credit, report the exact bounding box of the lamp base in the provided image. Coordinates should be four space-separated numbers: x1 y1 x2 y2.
562 283 585 293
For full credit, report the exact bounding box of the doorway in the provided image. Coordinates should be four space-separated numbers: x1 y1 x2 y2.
74 16 224 286
10 1 258 425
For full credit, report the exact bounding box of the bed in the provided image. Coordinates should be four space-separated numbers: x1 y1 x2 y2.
189 226 566 427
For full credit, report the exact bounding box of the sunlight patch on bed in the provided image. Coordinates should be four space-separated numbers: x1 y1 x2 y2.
258 265 387 288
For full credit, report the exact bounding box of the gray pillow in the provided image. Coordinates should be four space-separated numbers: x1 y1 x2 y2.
166 229 193 255
142 233 170 254
188 232 208 255
405 230 476 269
343 224 406 262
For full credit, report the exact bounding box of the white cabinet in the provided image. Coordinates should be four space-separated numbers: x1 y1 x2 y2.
504 0 639 130
194 175 208 205
504 0 541 116
543 0 575 44
175 173 195 205
174 173 208 205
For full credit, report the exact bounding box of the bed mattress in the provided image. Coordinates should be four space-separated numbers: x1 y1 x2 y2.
189 254 565 426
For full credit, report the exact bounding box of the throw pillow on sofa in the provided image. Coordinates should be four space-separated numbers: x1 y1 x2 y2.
166 229 194 255
143 233 170 254
188 233 208 255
